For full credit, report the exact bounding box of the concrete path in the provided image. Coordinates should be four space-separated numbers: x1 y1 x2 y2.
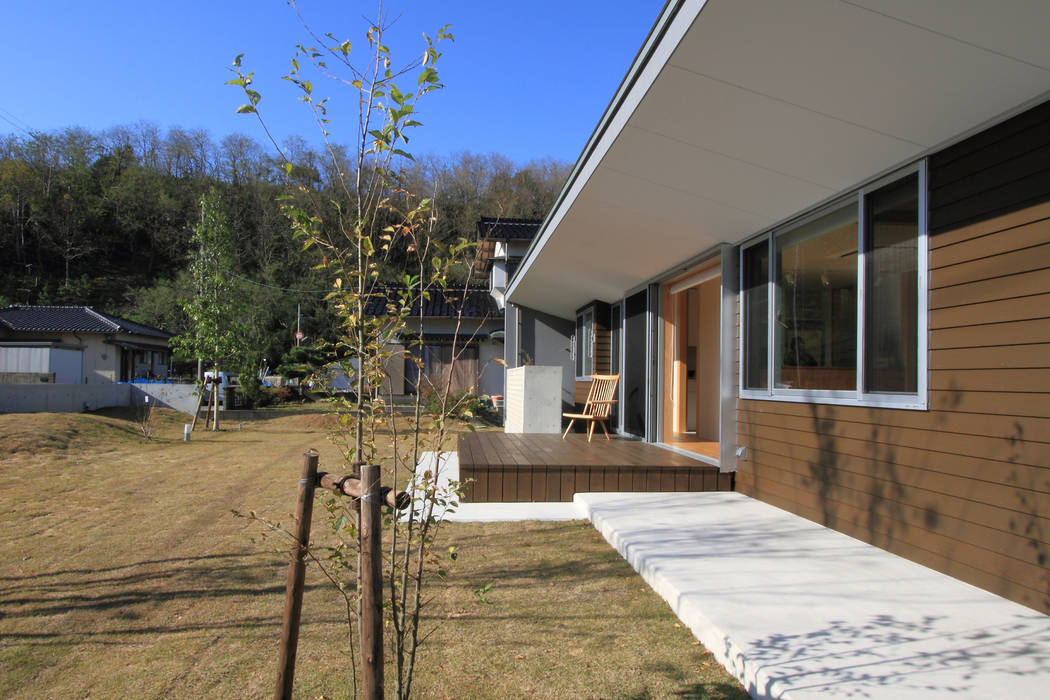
419 452 1050 697
576 491 1050 700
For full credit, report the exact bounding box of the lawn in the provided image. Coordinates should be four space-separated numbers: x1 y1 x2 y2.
0 407 747 699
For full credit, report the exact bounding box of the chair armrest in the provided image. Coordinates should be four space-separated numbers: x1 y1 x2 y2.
586 399 617 405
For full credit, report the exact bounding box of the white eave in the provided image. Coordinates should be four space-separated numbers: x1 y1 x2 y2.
507 0 1050 319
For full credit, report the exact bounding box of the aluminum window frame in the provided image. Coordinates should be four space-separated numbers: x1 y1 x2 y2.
575 307 595 380
739 161 928 410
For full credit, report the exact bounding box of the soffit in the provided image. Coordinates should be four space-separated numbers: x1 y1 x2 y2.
508 0 1050 319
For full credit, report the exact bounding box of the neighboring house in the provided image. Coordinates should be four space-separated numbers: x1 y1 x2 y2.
476 217 542 311
506 1 1050 613
0 305 172 384
362 286 504 397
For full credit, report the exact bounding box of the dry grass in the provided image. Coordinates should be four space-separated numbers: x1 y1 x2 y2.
0 407 747 699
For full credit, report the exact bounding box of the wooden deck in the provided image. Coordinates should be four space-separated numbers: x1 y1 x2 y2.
458 432 733 503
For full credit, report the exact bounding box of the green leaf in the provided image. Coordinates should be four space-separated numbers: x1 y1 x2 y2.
236 105 256 114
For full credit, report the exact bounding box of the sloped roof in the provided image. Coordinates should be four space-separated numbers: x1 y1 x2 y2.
508 0 1050 318
0 306 172 339
362 287 502 320
476 217 542 241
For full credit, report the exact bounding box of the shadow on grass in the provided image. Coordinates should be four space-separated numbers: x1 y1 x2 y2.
624 681 750 700
0 550 338 638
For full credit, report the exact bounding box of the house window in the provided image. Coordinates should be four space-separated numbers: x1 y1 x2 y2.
575 308 594 378
741 165 926 408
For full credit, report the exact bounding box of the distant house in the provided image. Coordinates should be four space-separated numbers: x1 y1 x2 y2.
0 306 172 384
361 286 503 397
475 217 542 311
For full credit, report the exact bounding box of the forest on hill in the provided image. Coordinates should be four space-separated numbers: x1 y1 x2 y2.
0 124 568 364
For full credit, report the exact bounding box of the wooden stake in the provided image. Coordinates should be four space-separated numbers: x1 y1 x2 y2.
212 372 220 432
274 453 319 700
360 464 384 700
189 384 206 432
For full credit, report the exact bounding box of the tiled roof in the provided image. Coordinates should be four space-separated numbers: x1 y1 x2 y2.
476 217 542 241
0 306 172 338
363 287 502 319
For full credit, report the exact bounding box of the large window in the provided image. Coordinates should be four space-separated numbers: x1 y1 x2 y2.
741 166 926 408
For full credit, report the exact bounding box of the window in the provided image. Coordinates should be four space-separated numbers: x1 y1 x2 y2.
575 308 594 378
741 166 926 408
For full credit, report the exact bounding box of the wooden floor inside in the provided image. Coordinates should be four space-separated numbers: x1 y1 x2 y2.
663 434 720 461
458 432 733 503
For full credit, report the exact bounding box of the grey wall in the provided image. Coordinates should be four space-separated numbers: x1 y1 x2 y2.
513 305 575 412
0 384 131 413
131 383 199 416
0 382 199 416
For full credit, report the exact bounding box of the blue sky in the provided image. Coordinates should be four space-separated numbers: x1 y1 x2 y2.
1 1 665 164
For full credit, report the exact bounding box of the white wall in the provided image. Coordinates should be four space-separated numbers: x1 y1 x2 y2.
0 347 49 373
478 338 504 397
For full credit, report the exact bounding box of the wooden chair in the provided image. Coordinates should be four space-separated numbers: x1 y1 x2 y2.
562 374 620 442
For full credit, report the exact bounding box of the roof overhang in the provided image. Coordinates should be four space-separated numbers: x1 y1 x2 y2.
508 0 1050 319
107 340 171 352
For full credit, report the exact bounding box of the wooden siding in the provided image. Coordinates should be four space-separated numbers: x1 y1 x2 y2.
459 432 731 503
738 117 1050 612
739 197 1050 612
929 99 1050 233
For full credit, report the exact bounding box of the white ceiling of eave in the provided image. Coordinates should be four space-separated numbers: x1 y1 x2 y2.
510 0 1050 319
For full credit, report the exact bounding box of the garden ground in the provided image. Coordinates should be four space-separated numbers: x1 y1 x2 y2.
0 407 747 699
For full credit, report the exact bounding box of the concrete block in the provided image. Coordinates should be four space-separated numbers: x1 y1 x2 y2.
504 365 562 433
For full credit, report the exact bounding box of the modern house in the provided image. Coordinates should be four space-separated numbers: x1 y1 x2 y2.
504 1 1050 614
0 305 172 384
362 286 504 398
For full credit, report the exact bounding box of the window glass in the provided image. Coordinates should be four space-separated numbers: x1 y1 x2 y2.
742 241 769 389
576 309 593 377
865 174 919 393
775 204 858 391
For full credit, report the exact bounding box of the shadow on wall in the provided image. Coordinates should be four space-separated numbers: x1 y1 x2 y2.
794 378 1049 613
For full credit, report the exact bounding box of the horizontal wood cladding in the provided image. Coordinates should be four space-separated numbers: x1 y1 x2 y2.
738 193 1050 613
734 471 1049 612
928 240 1050 290
737 401 1050 457
737 451 1049 584
929 390 1050 418
458 432 730 503
932 344 1050 369
930 267 1050 309
929 99 1050 233
930 318 1050 349
930 293 1050 329
737 416 1050 491
574 379 591 405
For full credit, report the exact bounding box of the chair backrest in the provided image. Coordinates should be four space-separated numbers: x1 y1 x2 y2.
583 374 620 419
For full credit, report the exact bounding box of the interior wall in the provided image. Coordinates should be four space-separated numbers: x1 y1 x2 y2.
697 277 721 441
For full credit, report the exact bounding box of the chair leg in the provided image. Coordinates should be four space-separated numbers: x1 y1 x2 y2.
599 419 611 440
587 420 595 442
562 419 575 439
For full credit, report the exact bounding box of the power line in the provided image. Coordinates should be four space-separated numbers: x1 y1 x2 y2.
0 106 34 136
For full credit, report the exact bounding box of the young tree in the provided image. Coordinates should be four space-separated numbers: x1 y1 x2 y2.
172 188 246 430
231 4 483 697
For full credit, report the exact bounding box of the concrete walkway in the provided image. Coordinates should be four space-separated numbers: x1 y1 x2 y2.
419 452 1050 697
577 491 1050 700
